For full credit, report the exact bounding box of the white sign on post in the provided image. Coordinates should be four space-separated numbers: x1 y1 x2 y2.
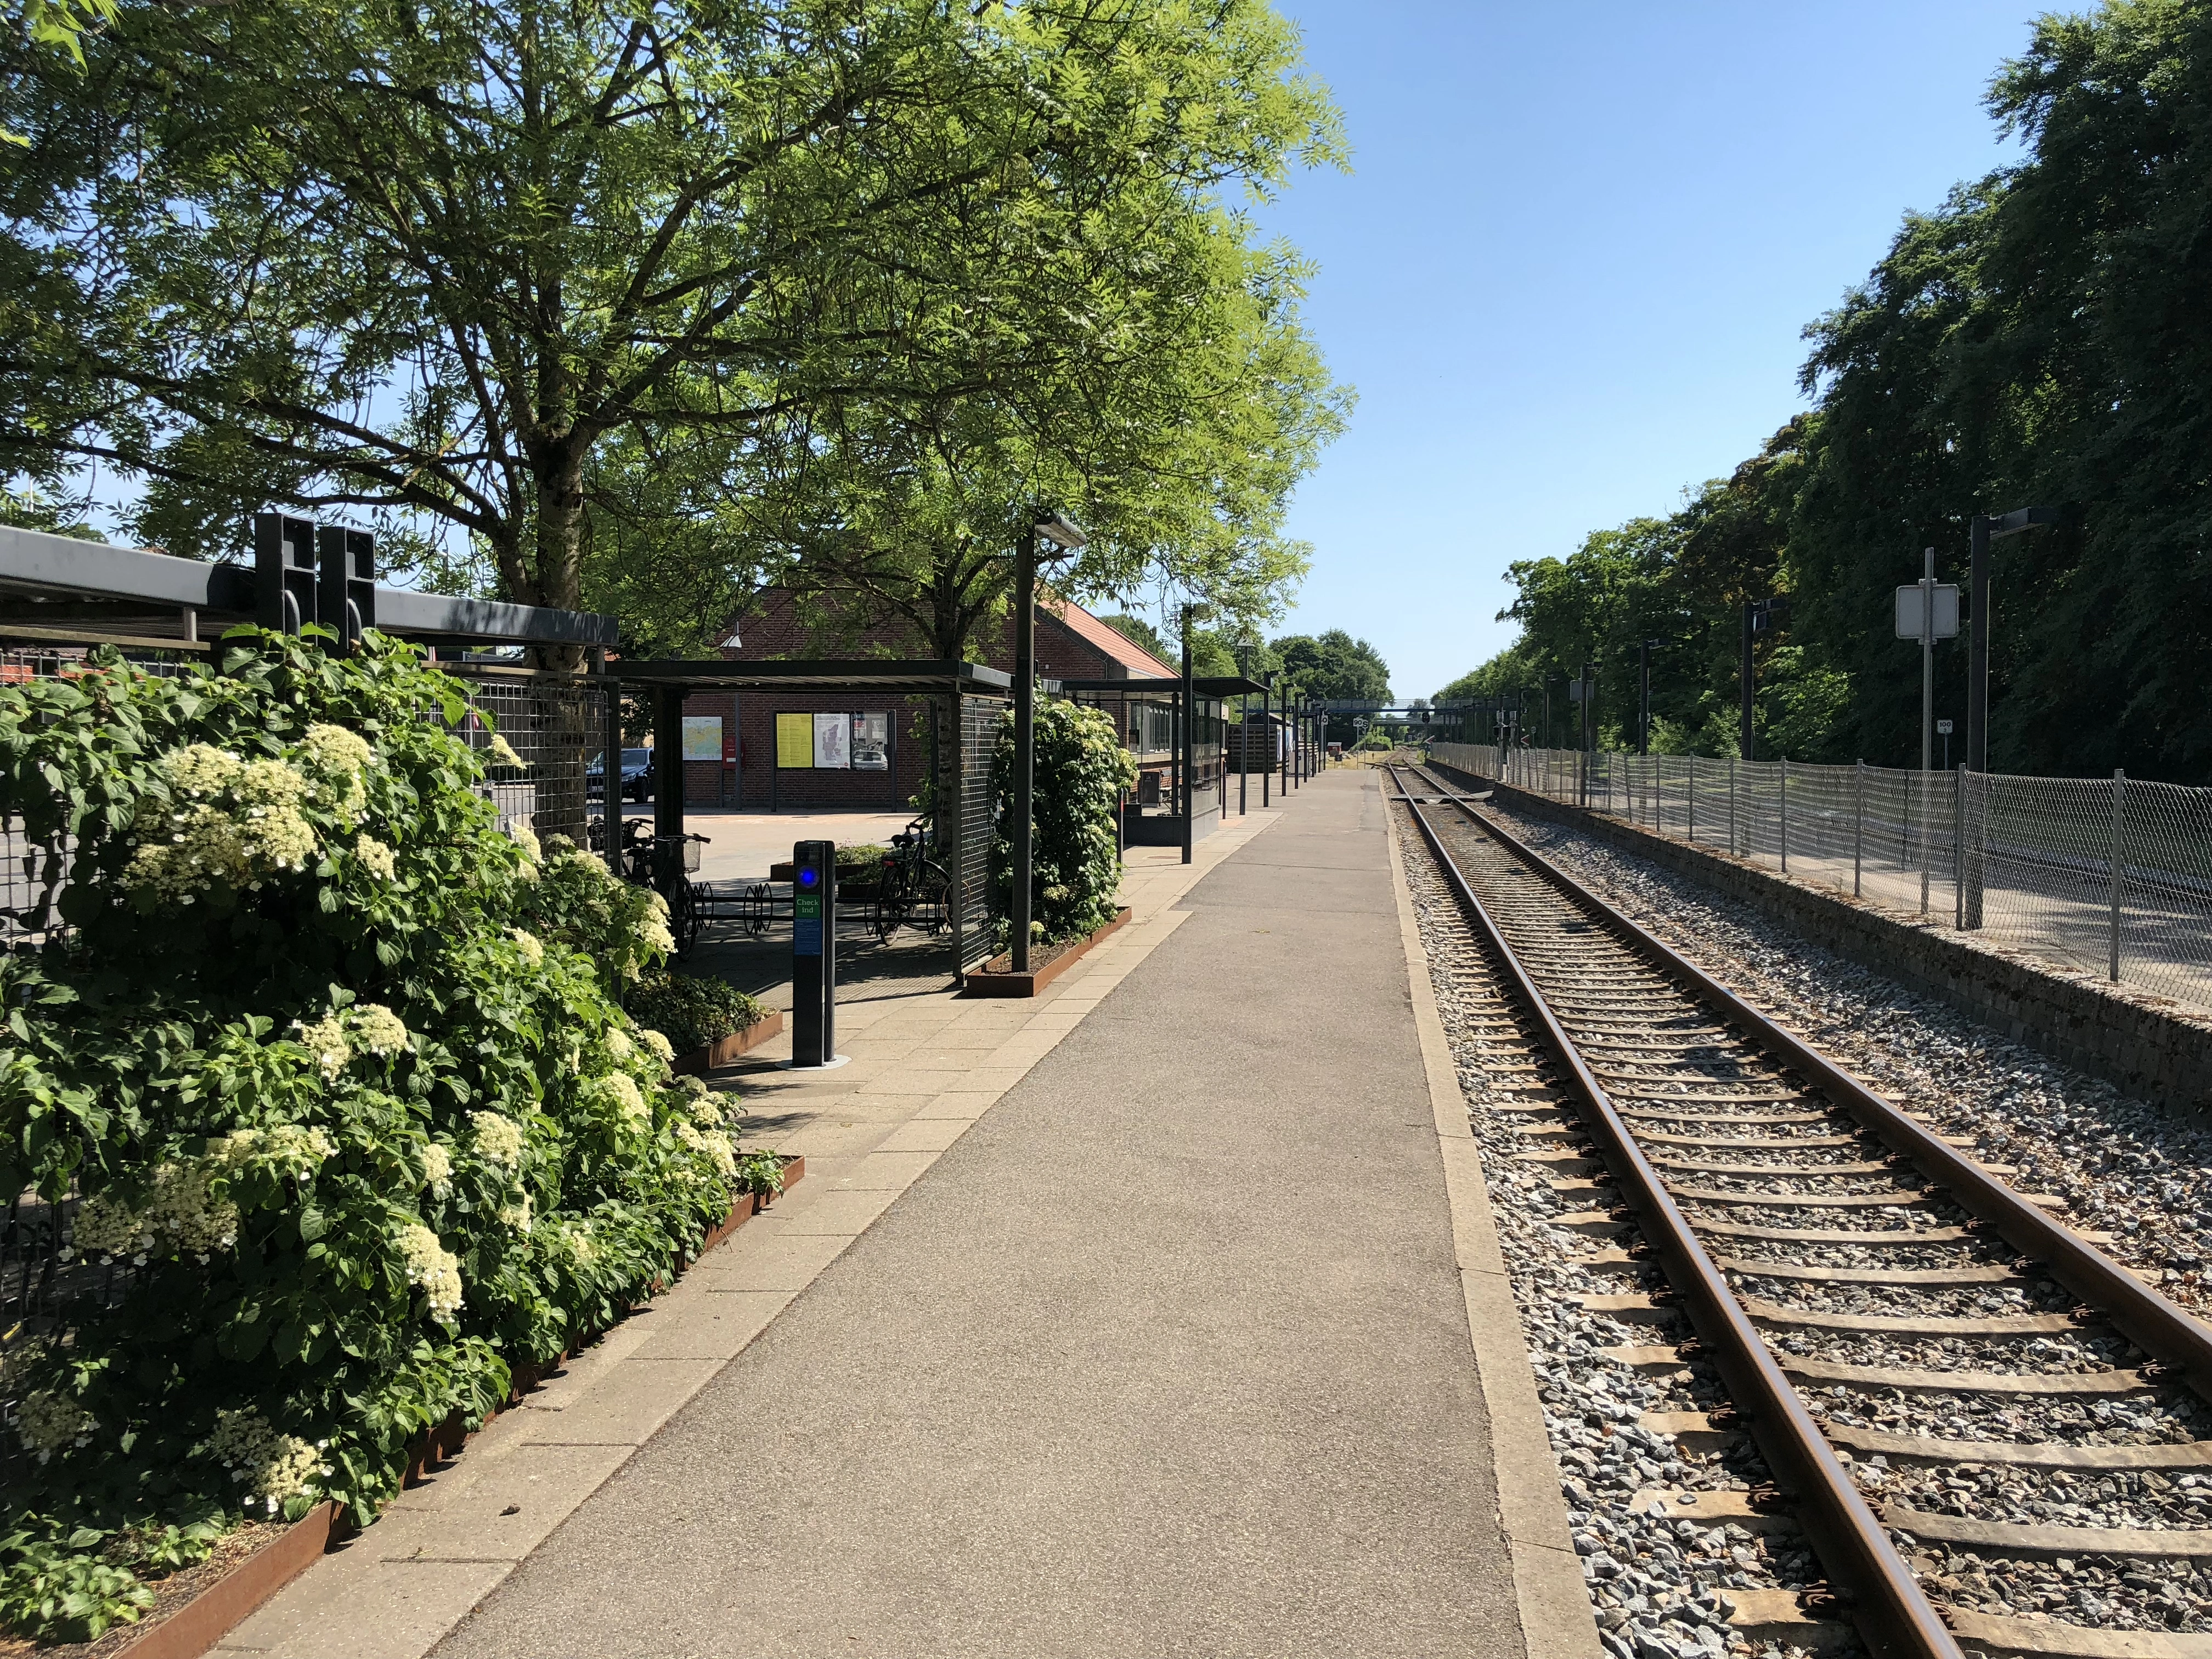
1895 584 1961 640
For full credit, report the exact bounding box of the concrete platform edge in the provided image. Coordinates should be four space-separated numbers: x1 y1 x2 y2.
1382 791 1603 1659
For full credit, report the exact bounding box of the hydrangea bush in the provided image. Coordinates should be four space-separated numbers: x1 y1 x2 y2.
987 697 1137 949
0 633 759 1641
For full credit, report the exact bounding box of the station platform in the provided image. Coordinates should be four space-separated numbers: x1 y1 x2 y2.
218 771 1583 1659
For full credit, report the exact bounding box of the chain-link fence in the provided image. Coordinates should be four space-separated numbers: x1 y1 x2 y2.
1431 742 2212 1015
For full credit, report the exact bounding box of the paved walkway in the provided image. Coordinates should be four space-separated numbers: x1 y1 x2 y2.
223 772 1550 1659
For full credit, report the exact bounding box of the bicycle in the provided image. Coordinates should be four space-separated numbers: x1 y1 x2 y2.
615 817 710 956
868 816 950 940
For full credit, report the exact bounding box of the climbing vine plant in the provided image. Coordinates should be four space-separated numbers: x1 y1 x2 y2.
0 632 759 1640
988 697 1137 949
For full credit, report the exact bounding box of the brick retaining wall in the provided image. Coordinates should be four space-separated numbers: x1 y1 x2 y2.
1425 761 2212 1120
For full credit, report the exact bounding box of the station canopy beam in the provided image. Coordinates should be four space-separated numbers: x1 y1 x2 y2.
0 521 618 650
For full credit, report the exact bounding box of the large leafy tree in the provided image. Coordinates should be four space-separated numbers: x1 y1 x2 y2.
1442 0 2212 780
681 0 1347 662
3 0 1342 667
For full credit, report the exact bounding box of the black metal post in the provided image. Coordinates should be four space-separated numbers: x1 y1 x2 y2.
1262 674 1273 806
1639 640 1652 755
1179 608 1194 865
1239 688 1249 815
601 677 624 876
790 839 837 1066
1012 526 1036 975
1740 602 1755 763
1967 513 1991 781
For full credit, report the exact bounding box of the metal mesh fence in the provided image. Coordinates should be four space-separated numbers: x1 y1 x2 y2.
1431 741 2212 1014
952 694 1004 969
440 667 608 848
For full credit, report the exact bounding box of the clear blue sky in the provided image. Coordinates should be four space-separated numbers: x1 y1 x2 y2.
1251 0 2044 703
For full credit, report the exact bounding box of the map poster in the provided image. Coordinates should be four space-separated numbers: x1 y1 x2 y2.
851 712 889 771
812 711 850 769
681 716 721 761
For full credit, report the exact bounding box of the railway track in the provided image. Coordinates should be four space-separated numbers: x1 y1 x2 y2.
1386 762 2212 1659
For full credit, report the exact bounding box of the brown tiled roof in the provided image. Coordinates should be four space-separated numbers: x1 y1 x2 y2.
1045 597 1176 678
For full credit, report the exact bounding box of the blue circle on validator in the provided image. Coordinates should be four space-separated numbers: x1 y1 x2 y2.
798 867 819 887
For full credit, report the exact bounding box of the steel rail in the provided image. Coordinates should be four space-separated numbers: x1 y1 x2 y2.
1414 764 2212 1408
1385 766 1963 1659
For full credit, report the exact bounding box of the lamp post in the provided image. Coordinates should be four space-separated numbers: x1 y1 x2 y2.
1741 598 1787 761
1011 509 1087 977
1178 606 1195 865
1638 639 1658 756
1966 505 2059 776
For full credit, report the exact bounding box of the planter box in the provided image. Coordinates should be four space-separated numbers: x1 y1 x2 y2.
963 908 1132 998
112 1154 806 1659
688 1154 807 1259
115 1502 342 1659
672 1009 783 1074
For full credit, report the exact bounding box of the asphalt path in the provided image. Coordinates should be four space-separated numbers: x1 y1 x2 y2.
435 771 1522 1658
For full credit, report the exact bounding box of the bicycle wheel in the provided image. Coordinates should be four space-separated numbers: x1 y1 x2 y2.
670 881 698 956
918 861 951 933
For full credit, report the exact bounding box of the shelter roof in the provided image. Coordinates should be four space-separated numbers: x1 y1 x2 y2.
1044 597 1175 679
611 657 1011 695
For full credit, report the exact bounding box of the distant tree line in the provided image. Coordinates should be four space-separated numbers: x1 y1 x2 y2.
1102 613 1388 737
1440 0 2212 783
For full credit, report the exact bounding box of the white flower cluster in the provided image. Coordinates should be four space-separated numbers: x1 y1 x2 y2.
296 1005 408 1077
551 1218 597 1266
678 1079 727 1128
71 1123 336 1265
15 1390 94 1461
300 723 373 816
496 1194 532 1234
120 726 377 901
603 1028 633 1061
422 1142 453 1194
295 1015 351 1081
590 1071 648 1128
508 821 541 866
508 927 545 967
639 1029 675 1067
216 1123 337 1180
396 1223 463 1321
72 1154 246 1264
352 1003 409 1057
470 1110 525 1169
639 891 674 957
200 1408 328 1515
675 1120 737 1180
485 733 526 770
354 833 397 881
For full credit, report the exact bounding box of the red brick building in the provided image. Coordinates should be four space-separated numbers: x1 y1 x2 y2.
672 588 1176 811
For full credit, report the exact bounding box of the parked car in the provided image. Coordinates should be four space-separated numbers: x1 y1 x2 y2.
586 747 654 802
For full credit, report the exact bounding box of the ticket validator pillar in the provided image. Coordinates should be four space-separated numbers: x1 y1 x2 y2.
791 839 839 1066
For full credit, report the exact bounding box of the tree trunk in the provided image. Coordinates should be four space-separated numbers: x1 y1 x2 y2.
526 444 594 845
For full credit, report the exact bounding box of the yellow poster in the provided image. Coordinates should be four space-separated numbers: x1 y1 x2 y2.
776 712 813 768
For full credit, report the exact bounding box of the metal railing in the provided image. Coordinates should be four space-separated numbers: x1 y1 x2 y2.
1429 742 2212 1016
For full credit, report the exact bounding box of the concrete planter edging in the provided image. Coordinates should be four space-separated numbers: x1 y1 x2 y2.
962 908 1132 998
111 1155 806 1659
